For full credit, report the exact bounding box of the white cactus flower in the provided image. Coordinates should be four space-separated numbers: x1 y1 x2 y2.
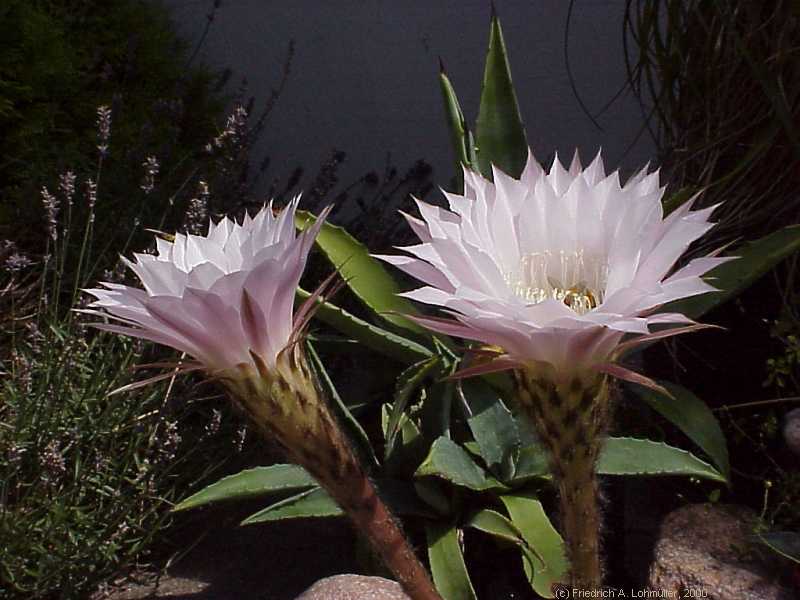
84 197 329 373
377 151 729 381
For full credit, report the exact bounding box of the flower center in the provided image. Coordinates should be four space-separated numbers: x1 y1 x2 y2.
507 250 608 315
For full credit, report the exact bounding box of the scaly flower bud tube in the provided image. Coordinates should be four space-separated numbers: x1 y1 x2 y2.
376 151 729 590
83 198 441 600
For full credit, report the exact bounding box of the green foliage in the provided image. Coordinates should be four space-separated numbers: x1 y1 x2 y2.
172 465 317 512
241 488 344 524
0 323 230 599
295 210 426 335
757 531 800 565
474 10 528 179
596 437 725 482
416 436 507 492
438 10 527 185
634 381 730 481
665 225 800 320
0 0 225 255
624 0 800 252
498 493 568 597
296 287 433 364
426 522 477 600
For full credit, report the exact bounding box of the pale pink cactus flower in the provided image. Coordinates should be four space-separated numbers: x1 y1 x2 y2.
83 197 328 375
377 150 729 384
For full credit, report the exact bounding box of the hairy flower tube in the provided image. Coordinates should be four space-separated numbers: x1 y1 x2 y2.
377 151 729 589
84 199 441 600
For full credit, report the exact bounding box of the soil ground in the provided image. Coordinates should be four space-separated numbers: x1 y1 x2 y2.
105 505 361 600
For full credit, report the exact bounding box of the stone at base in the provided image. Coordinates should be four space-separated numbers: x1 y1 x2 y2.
294 574 411 600
648 503 794 600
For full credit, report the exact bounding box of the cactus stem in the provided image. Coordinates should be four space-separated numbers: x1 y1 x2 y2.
515 368 610 590
221 344 442 600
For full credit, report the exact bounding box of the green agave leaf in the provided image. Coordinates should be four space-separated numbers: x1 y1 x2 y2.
666 224 800 319
465 508 528 547
513 436 725 483
756 531 800 564
385 356 441 457
297 287 432 364
511 444 550 482
241 487 343 524
426 522 478 600
172 464 316 512
499 493 568 598
414 479 451 515
295 210 424 335
420 379 455 441
598 437 726 482
459 379 520 480
415 436 507 491
439 63 478 177
474 9 527 178
381 403 429 476
374 479 438 518
306 341 378 467
633 380 730 482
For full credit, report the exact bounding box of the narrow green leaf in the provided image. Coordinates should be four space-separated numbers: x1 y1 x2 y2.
756 531 800 564
459 379 520 480
306 340 378 467
426 522 478 600
295 211 424 334
439 64 477 177
500 493 568 598
633 381 729 481
241 487 343 524
474 11 528 178
598 437 726 482
172 465 315 512
465 509 527 547
297 287 432 364
666 225 800 319
381 403 428 475
415 436 506 491
385 357 441 457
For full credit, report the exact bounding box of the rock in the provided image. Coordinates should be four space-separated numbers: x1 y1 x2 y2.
294 574 411 600
783 408 800 456
648 503 794 599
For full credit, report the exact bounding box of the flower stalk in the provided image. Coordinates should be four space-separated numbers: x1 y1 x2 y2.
221 344 442 600
514 368 610 589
